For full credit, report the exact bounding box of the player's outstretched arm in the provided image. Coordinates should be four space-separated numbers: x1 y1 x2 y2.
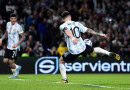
65 29 78 44
12 33 25 48
0 31 8 46
86 28 106 38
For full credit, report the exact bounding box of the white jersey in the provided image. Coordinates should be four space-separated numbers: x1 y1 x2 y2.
60 21 88 54
6 22 23 50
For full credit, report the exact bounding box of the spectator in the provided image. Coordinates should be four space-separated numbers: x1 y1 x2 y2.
22 40 32 56
46 46 59 56
5 1 16 14
112 36 122 47
57 41 68 56
0 0 129 57
0 44 6 56
0 15 6 28
26 15 37 31
0 28 3 38
38 18 48 43
28 25 38 41
33 41 44 57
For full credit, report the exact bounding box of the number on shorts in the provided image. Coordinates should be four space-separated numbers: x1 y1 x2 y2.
12 51 17 58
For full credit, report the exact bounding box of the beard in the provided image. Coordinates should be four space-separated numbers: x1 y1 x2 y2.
11 21 16 25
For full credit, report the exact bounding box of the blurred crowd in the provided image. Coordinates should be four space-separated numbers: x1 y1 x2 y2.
0 0 130 58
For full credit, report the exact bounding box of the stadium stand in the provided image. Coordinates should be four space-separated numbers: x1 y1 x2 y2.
0 0 129 58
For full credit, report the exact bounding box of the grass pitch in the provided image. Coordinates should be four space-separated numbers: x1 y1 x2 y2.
0 74 130 90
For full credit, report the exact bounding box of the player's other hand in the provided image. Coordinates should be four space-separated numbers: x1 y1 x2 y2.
72 37 78 44
12 44 18 48
99 33 106 38
0 39 2 46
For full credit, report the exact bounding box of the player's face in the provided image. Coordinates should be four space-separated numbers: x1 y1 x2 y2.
10 17 17 25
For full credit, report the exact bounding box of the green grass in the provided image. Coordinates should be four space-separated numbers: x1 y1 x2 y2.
0 74 130 90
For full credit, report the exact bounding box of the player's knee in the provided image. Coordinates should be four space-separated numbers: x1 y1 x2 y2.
59 56 64 64
8 60 15 64
3 58 8 63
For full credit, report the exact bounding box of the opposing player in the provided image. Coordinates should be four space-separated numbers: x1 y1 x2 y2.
0 13 25 78
58 11 120 83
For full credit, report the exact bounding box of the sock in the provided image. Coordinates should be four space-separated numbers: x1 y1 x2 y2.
15 64 19 69
59 64 67 80
94 47 110 56
11 69 16 73
11 64 19 76
11 69 16 76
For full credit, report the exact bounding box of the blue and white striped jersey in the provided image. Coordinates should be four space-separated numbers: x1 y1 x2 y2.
6 22 23 50
60 21 88 54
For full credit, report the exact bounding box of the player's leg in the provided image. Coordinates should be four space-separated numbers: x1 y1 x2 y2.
3 49 10 75
8 59 21 78
58 56 68 83
58 52 79 83
84 39 120 60
8 59 17 78
3 49 9 64
3 58 10 74
3 58 9 64
8 50 21 78
94 47 120 60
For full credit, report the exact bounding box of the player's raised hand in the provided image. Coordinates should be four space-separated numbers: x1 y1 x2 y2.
0 39 2 46
99 33 106 38
72 37 78 44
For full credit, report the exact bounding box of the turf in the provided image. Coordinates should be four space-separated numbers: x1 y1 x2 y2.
0 74 130 90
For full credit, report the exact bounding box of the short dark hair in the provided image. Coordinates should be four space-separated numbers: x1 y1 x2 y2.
61 11 71 19
10 13 17 18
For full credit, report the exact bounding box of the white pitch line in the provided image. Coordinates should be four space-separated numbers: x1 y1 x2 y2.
10 79 24 80
66 82 130 90
9 79 130 90
67 82 115 88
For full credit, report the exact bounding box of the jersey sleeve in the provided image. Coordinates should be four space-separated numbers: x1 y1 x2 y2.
18 25 23 34
78 22 88 33
59 24 68 32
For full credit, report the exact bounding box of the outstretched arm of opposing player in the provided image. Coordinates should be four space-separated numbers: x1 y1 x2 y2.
65 29 78 44
0 31 8 46
86 28 106 37
12 33 25 48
